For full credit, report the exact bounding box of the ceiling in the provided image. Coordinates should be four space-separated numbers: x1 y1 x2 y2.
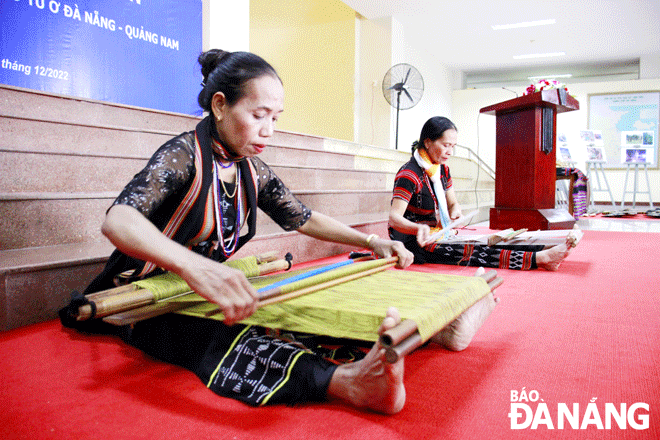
341 0 660 86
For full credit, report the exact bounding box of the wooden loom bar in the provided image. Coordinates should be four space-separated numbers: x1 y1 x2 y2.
502 228 528 242
86 283 139 301
77 289 156 321
103 301 203 325
76 253 291 321
438 228 583 249
257 257 393 303
488 228 527 246
255 250 278 264
102 257 398 325
253 258 293 275
383 272 504 364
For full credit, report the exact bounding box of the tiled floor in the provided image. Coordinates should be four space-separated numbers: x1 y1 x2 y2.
472 213 660 233
576 216 660 233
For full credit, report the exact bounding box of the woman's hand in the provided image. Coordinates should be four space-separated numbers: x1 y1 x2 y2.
390 199 433 248
449 207 463 221
179 253 258 326
369 237 414 269
102 205 258 326
415 224 432 247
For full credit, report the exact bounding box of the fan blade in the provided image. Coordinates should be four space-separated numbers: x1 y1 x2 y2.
403 88 414 103
403 68 411 85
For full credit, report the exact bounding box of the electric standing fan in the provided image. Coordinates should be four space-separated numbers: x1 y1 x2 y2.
382 63 424 149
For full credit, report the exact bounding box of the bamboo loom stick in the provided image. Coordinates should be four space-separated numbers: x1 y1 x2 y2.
78 288 157 321
85 283 139 301
103 301 203 326
86 251 282 304
76 253 291 321
382 271 504 364
253 258 293 275
255 251 279 264
513 228 584 245
487 228 528 246
487 228 514 246
256 258 374 302
245 254 372 284
502 228 528 242
255 259 355 294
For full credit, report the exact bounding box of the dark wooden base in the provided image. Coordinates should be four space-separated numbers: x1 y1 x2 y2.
489 207 576 231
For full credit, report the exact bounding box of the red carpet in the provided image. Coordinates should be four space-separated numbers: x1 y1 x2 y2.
1 230 659 439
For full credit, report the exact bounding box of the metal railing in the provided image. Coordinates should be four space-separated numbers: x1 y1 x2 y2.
454 144 496 181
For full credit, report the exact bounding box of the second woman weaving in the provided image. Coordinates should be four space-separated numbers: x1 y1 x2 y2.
388 116 577 271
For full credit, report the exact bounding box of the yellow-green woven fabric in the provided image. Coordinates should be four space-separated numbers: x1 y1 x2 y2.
131 255 261 301
177 269 490 343
132 272 191 301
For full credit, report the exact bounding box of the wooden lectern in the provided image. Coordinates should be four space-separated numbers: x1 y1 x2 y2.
480 89 579 230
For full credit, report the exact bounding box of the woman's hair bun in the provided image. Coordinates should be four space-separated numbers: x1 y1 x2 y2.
197 49 280 111
198 49 230 83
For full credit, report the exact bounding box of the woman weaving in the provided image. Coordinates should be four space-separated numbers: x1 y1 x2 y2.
389 116 577 271
61 51 495 414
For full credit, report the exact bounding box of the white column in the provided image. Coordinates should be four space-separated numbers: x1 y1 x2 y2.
639 55 660 79
203 0 250 52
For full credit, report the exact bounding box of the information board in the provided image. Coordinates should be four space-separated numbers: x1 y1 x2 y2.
588 92 659 168
1 0 202 115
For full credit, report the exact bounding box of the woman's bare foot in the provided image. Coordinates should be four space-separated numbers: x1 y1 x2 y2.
566 228 583 248
326 307 406 414
536 242 571 271
431 291 499 351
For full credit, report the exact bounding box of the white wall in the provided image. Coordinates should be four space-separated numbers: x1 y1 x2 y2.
388 16 454 152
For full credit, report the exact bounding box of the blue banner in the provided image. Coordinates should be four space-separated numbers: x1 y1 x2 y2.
1 0 202 115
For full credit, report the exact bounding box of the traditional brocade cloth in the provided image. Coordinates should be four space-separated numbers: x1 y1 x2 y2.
556 167 588 219
390 158 544 270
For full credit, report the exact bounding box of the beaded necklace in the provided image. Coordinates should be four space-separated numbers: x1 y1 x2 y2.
212 158 242 258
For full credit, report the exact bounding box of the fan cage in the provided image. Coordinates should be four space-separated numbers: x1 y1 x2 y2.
382 63 424 110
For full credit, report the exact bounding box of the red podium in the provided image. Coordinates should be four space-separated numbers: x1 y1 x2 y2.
480 89 579 230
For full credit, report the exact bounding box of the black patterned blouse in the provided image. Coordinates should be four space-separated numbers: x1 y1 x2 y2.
113 132 311 238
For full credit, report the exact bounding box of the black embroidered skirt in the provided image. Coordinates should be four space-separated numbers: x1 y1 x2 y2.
126 314 338 406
